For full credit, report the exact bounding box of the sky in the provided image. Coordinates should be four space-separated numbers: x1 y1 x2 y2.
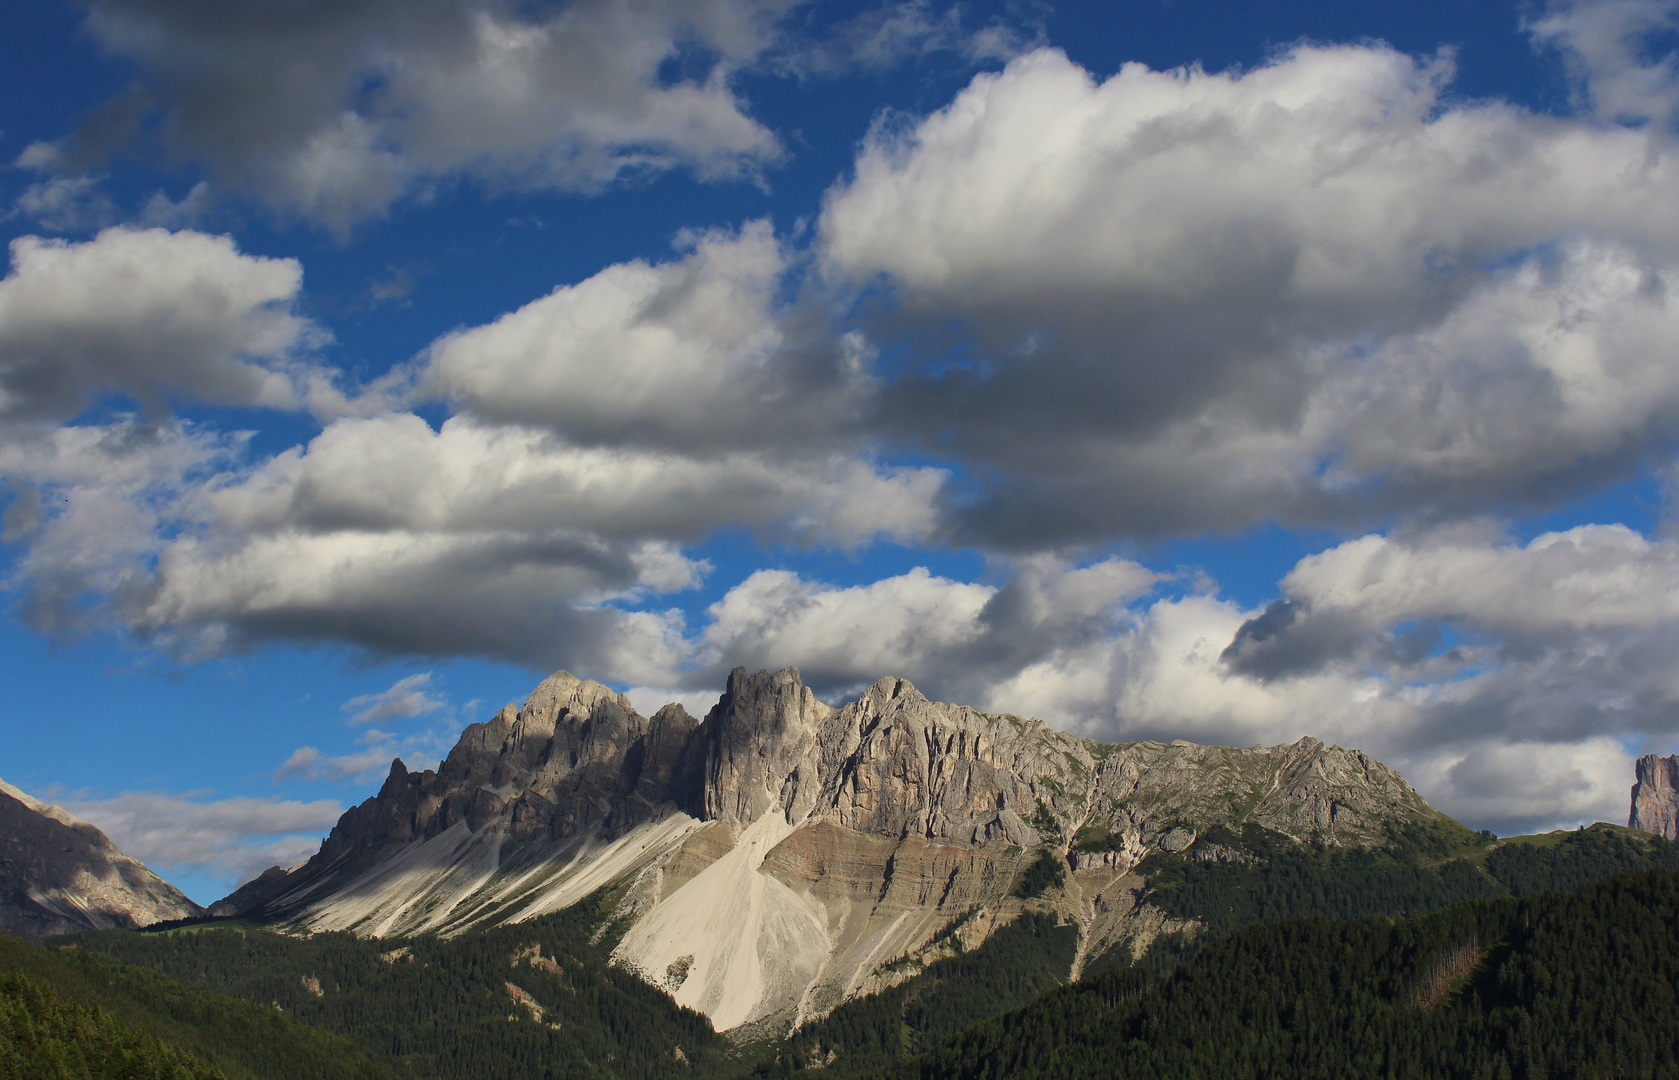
3 0 1679 905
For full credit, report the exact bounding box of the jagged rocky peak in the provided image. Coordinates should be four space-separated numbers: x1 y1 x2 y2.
808 673 1093 848
231 665 1446 923
1631 754 1679 840
0 778 200 940
442 670 638 789
701 665 835 825
362 671 700 845
692 667 1097 845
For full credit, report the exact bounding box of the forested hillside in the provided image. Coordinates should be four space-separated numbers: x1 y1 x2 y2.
1131 820 1679 971
903 867 1679 1080
0 934 396 1080
1 969 223 1080
759 822 1679 1076
57 891 731 1080
753 913 1079 1078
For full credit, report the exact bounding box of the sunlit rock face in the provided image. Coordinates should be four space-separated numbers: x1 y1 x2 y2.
0 779 200 941
1631 754 1679 840
216 666 1454 1032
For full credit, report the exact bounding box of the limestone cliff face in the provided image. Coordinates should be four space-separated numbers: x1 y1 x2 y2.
0 779 200 940
702 671 1432 857
700 666 834 825
808 676 1090 847
1631 754 1679 840
219 666 1458 1030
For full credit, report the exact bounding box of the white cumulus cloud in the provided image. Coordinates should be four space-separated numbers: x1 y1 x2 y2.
342 671 448 725
0 228 330 422
62 790 344 889
819 41 1679 542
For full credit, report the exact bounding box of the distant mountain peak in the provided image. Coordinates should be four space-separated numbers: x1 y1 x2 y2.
0 778 200 941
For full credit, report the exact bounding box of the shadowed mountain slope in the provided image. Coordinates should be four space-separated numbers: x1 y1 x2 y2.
0 779 199 941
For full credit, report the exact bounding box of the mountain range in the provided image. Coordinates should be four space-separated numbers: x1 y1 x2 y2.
7 666 1679 1044
207 666 1458 1032
9 668 1679 1080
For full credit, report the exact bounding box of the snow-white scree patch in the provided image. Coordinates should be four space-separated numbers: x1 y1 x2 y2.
613 812 830 1031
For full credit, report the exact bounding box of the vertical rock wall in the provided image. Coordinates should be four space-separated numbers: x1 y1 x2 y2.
1630 754 1679 840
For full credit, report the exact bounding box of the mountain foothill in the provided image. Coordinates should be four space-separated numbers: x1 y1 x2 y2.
6 666 1679 1079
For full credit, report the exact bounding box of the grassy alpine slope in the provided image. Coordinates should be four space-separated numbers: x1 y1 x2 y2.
900 867 1679 1080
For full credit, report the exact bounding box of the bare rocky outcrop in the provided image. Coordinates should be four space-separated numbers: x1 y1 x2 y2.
0 778 200 940
215 665 1459 1031
700 666 834 825
1630 754 1679 840
212 671 709 925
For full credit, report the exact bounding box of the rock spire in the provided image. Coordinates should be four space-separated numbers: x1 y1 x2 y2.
1630 754 1679 840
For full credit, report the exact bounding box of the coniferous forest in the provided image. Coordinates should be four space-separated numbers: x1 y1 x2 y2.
0 933 398 1080
0 970 223 1080
45 891 728 1080
904 868 1679 1080
3 825 1678 1080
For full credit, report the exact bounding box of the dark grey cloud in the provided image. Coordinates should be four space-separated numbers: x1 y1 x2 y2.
45 0 1026 230
54 0 794 229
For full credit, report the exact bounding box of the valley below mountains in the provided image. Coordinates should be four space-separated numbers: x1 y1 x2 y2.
213 665 1462 1033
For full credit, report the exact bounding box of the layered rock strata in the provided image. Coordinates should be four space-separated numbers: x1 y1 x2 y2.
220 666 1455 1031
1630 754 1679 840
0 779 200 940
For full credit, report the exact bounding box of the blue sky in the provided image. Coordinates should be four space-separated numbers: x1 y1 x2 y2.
4 0 1679 904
